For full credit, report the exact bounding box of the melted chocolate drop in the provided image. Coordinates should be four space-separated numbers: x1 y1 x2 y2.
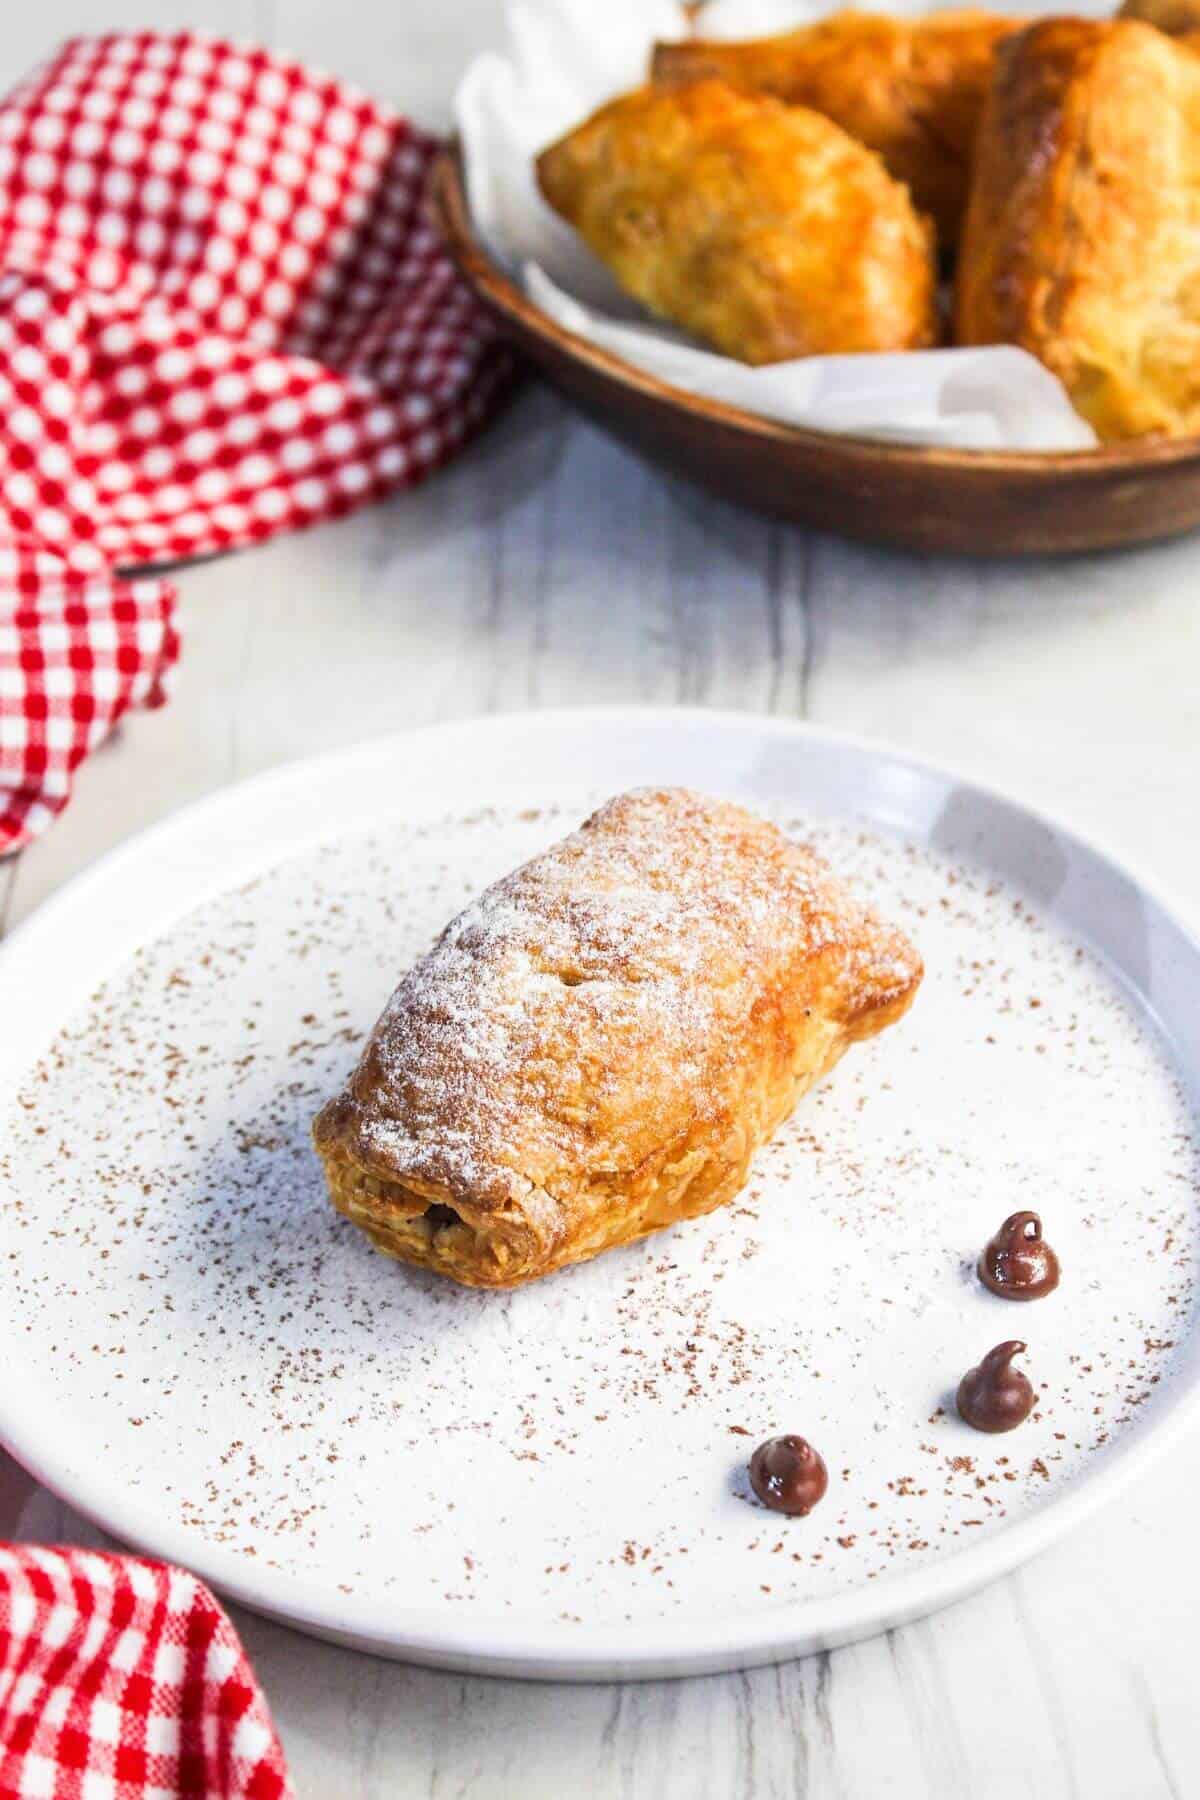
748 1435 828 1516
956 1340 1035 1434
979 1210 1060 1301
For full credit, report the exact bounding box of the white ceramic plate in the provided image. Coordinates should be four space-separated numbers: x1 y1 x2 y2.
1 710 1198 1681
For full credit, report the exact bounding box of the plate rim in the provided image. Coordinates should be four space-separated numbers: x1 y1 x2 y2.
431 144 1200 478
2 704 1199 1680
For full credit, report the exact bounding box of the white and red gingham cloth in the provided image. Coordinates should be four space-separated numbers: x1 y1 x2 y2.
0 1548 291 1799
0 30 511 855
0 27 510 1795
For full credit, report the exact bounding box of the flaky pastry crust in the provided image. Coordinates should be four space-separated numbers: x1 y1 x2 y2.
535 80 937 366
1117 0 1200 37
313 789 923 1289
652 12 1014 245
956 18 1200 441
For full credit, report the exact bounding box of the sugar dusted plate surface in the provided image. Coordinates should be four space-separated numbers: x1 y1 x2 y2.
0 711 1198 1678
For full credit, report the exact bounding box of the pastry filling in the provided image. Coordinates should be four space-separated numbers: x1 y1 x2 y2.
423 1203 463 1233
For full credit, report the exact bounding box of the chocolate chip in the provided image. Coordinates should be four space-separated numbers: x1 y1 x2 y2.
748 1435 828 1515
956 1341 1035 1434
979 1210 1060 1301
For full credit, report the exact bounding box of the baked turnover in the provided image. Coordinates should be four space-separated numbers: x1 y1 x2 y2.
652 11 1014 245
535 80 937 366
313 789 923 1289
956 18 1200 440
1117 0 1200 36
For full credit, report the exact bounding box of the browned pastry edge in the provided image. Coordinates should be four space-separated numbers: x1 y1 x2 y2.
316 1005 914 1290
1118 0 1200 34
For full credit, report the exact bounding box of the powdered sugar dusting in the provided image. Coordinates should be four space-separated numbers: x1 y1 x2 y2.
323 787 920 1216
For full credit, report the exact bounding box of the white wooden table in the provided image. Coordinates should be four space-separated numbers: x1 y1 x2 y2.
4 4 1200 1795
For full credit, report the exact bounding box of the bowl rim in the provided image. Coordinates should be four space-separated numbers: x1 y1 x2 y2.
431 141 1200 478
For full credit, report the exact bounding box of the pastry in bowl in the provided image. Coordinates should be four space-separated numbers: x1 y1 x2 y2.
313 789 923 1289
1117 0 1200 35
535 79 938 366
652 11 1014 244
957 17 1200 441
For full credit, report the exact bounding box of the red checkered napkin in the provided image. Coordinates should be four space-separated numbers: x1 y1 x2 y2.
0 31 511 855
0 1547 291 1799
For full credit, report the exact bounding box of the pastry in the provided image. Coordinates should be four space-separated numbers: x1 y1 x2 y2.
535 79 937 366
956 18 1200 441
1117 0 1200 36
652 11 1014 244
313 789 923 1289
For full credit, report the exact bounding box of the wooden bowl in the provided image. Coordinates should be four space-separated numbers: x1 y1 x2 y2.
431 145 1200 557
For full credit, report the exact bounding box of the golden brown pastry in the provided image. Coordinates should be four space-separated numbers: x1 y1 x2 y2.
313 789 923 1290
535 80 937 365
652 12 1014 244
956 17 1200 441
1117 0 1200 36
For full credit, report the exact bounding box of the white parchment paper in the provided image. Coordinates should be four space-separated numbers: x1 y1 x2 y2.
455 0 1100 451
